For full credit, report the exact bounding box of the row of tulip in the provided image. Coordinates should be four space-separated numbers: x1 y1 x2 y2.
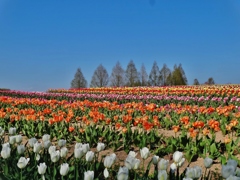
1 127 239 180
48 85 240 97
1 90 240 107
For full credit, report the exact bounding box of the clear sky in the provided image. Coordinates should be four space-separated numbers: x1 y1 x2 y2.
0 0 240 92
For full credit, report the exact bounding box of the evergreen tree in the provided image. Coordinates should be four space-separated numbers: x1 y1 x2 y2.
110 61 125 87
159 63 171 86
206 77 215 85
148 61 160 86
193 78 200 85
71 68 87 88
90 64 109 87
125 60 140 87
171 64 188 85
140 63 148 86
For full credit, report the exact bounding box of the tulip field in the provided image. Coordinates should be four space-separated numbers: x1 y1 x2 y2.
1 85 240 179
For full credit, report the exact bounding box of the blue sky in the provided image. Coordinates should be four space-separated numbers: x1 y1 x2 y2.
0 0 240 91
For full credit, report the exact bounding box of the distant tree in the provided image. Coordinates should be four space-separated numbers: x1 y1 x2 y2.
171 64 188 85
125 60 140 87
90 64 109 87
159 64 171 86
148 61 160 86
206 77 215 85
193 78 200 85
110 61 125 87
139 63 148 86
71 68 87 88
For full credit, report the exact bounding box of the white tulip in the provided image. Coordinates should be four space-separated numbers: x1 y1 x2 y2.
117 166 129 180
97 142 105 152
128 151 137 158
0 127 4 136
158 159 169 171
33 142 42 154
38 162 47 175
48 145 56 155
86 151 94 162
74 148 84 159
17 157 30 169
104 153 116 168
140 147 150 160
60 163 69 176
36 154 40 161
60 147 68 158
152 155 160 165
84 170 94 180
124 155 135 170
185 166 202 179
82 143 90 154
227 159 238 171
104 168 109 178
9 136 16 144
42 134 50 142
1 146 11 159
43 140 51 149
15 135 22 144
204 157 213 168
9 127 16 135
133 158 141 170
173 151 183 164
170 163 177 173
75 143 83 149
58 139 66 147
222 164 236 179
17 144 25 155
51 150 60 163
2 142 10 148
28 137 37 147
158 170 168 180
226 175 240 180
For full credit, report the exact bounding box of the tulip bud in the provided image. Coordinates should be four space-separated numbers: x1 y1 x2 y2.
60 163 69 176
104 168 109 178
104 153 116 168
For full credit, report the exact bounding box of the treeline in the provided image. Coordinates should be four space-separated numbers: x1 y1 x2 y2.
71 60 213 88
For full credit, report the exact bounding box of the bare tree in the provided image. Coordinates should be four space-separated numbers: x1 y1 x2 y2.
148 61 160 86
159 63 171 86
140 63 148 86
125 60 140 87
110 61 125 87
71 68 87 88
90 64 109 87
